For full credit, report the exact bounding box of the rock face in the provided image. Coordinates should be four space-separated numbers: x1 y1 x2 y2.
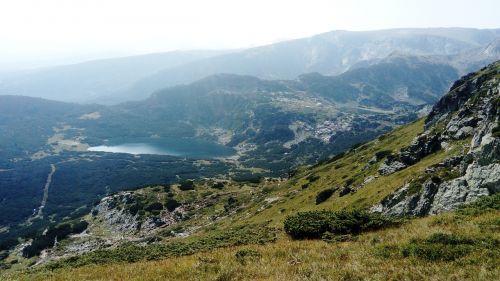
378 159 407 175
91 192 185 236
372 61 500 216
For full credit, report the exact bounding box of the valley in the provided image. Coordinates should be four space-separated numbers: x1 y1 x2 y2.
2 59 498 279
0 26 499 281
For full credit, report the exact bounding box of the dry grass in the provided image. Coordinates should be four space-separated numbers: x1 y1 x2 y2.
5 117 497 281
7 209 499 281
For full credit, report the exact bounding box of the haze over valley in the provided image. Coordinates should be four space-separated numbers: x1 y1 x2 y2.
0 1 499 280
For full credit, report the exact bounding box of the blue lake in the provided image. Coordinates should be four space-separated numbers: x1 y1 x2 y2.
87 137 234 158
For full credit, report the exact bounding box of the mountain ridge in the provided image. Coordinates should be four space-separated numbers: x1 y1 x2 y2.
2 60 498 280
1 28 499 104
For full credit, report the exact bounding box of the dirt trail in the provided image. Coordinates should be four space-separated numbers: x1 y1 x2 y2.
35 164 56 218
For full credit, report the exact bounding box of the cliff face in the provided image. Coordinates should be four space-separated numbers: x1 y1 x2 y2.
372 61 500 216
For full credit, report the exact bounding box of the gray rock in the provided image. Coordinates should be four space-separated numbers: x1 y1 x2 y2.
378 160 406 175
368 156 378 165
371 179 440 217
363 175 376 185
399 133 441 165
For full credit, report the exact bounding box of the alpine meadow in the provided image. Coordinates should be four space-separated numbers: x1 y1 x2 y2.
0 1 499 280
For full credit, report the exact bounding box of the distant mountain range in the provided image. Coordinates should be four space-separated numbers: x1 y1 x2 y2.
0 50 225 104
0 55 460 240
0 55 458 171
2 59 499 280
1 28 499 104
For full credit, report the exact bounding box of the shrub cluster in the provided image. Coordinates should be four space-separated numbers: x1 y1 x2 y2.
178 180 195 191
44 224 277 270
315 188 336 204
284 210 399 239
375 150 392 160
22 220 89 258
165 198 181 212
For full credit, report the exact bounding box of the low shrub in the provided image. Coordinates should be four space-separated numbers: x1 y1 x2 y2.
372 244 399 258
284 210 399 239
306 174 320 183
224 197 239 212
22 220 89 258
315 188 336 204
165 198 181 212
179 180 195 191
44 224 277 270
375 150 392 160
212 182 225 189
145 202 163 212
232 173 262 184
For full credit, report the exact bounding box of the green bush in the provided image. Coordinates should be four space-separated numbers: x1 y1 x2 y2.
72 220 89 234
306 174 320 183
284 210 399 239
315 188 336 204
232 173 262 184
212 182 225 189
224 197 239 212
22 220 89 258
165 198 181 212
127 203 142 216
145 202 163 212
44 224 278 270
179 180 195 191
375 150 392 160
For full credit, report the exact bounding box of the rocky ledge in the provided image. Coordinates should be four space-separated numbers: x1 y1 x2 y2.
372 61 500 216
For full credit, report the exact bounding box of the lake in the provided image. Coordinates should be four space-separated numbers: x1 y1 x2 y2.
87 137 235 158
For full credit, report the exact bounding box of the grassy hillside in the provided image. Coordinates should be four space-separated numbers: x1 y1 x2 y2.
7 195 499 280
3 61 499 280
6 114 495 280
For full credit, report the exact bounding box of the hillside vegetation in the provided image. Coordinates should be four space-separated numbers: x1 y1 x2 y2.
2 52 499 281
6 195 500 280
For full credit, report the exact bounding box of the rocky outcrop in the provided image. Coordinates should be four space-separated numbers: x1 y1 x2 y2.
378 159 406 175
91 192 185 236
372 61 500 216
378 133 441 176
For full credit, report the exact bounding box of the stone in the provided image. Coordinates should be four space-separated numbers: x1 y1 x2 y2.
378 159 406 175
363 175 376 185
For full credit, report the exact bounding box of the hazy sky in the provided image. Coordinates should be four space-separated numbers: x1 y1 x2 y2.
1 0 500 69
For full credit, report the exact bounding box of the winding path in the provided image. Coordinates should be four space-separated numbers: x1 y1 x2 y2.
35 164 56 218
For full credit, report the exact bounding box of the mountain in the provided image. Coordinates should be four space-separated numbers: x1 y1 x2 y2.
1 56 458 170
448 37 500 74
122 28 500 102
0 56 458 251
0 50 225 104
1 28 499 104
2 61 498 280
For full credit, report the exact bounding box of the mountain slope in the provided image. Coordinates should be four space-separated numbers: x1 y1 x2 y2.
1 28 498 104
0 50 225 104
3 61 499 280
0 57 458 253
123 28 500 102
